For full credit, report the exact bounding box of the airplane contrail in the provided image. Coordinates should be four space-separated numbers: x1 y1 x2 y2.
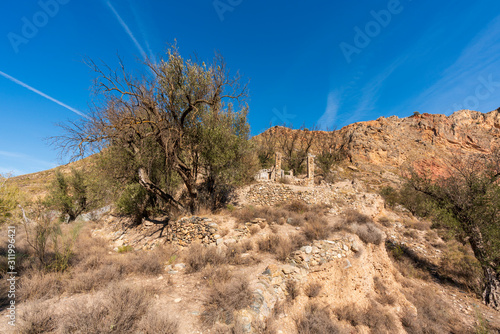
106 1 148 61
0 70 90 120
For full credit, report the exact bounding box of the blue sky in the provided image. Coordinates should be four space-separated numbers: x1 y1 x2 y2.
2 0 500 175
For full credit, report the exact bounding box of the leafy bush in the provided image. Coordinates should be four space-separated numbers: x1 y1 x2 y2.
23 205 81 272
45 169 91 221
116 183 150 225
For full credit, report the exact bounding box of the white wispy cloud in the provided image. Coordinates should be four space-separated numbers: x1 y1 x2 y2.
318 91 340 130
106 1 148 61
0 151 57 169
395 14 500 115
0 167 25 176
0 70 90 119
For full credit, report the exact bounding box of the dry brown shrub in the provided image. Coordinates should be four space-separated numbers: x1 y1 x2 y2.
201 278 253 327
343 209 372 225
303 216 331 241
377 216 392 227
402 284 467 333
284 200 309 213
249 225 260 235
137 307 178 334
62 284 151 333
203 265 233 283
185 244 226 273
403 218 431 231
335 302 398 334
240 239 253 252
296 303 346 334
439 241 483 294
18 302 56 334
18 271 65 301
286 280 299 301
337 209 384 245
373 276 396 305
304 282 323 298
257 234 295 262
67 263 123 293
403 229 419 239
120 250 165 276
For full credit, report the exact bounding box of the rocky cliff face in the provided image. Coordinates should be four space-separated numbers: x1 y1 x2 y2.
258 109 500 175
340 109 500 168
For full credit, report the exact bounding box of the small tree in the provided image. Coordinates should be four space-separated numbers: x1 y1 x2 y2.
407 151 500 310
54 45 249 215
45 169 90 221
315 129 350 175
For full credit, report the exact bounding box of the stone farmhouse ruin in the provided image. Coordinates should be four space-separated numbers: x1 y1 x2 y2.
255 152 315 185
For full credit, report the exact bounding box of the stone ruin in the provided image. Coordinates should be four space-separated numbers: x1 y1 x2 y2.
254 152 315 185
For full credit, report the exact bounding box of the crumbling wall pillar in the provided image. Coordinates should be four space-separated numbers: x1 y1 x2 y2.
307 154 315 180
274 152 282 180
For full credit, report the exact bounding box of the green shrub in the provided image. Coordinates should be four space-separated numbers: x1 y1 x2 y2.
45 169 91 221
117 245 134 253
0 174 18 225
116 183 149 225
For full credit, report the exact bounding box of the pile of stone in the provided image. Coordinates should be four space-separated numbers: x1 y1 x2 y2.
164 217 219 246
290 238 358 269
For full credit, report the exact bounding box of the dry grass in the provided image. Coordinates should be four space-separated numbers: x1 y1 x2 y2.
304 282 323 298
67 263 124 293
18 302 56 334
257 233 305 262
373 276 396 305
403 229 419 239
18 271 65 302
401 283 467 333
335 302 398 334
201 278 253 327
286 280 300 301
336 209 384 245
439 241 483 294
387 242 432 281
137 307 178 334
403 218 431 231
377 215 392 227
185 244 226 272
203 265 233 283
295 303 346 334
249 224 261 235
303 216 331 241
62 284 151 333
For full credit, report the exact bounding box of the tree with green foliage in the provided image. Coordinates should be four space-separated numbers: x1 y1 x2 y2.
315 129 350 175
54 45 253 215
45 169 91 221
407 151 500 310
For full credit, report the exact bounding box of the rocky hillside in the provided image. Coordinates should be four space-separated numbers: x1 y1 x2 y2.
259 109 500 175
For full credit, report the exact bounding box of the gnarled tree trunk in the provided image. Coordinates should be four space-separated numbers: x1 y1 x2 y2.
483 267 500 310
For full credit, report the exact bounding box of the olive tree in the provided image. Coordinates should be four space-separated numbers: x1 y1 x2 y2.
408 151 500 310
54 46 250 214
